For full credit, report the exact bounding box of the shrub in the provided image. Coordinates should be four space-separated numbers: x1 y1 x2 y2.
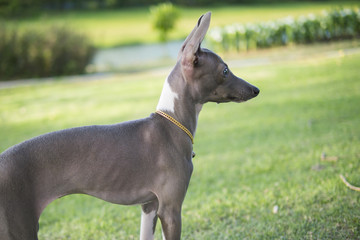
208 8 360 52
150 2 180 42
0 24 95 80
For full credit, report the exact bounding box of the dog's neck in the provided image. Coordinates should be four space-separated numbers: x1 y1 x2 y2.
156 63 202 138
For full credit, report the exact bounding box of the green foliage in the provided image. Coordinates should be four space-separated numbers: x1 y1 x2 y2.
2 2 358 48
0 25 95 80
150 2 180 42
0 0 41 17
208 8 360 52
0 0 320 15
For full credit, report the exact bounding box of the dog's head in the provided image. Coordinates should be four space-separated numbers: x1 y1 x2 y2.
178 12 259 104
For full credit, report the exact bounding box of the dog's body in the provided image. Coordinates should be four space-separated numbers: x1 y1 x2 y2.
0 12 259 240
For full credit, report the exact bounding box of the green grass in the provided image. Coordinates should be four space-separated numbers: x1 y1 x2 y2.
0 42 360 239
4 1 359 48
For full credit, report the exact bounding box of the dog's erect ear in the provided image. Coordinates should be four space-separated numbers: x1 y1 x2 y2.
179 12 211 67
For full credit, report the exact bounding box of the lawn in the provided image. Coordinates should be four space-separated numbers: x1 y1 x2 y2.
4 1 359 47
0 41 359 239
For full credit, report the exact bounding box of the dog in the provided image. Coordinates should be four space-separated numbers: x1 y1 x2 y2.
0 12 259 240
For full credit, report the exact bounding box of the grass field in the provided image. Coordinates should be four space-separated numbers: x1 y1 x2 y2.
4 1 359 48
0 41 359 239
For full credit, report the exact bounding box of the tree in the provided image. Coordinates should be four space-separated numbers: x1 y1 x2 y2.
150 2 180 42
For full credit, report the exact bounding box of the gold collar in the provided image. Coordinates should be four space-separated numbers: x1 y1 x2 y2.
155 110 194 144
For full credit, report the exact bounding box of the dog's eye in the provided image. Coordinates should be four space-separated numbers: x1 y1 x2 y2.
223 67 229 76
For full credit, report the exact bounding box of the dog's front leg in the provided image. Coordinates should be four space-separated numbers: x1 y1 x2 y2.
158 206 182 240
140 201 159 240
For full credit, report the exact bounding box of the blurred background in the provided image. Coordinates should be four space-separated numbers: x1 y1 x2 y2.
1 0 359 79
1 1 360 239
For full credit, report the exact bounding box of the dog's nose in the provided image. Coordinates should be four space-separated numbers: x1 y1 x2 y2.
253 87 260 96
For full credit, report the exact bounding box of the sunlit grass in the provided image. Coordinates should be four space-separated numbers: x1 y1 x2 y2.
0 42 359 239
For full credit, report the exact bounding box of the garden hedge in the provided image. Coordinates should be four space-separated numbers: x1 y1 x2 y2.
208 8 360 52
0 25 95 80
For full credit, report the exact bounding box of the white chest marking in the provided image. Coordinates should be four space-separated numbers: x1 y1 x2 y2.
156 77 178 114
140 210 157 240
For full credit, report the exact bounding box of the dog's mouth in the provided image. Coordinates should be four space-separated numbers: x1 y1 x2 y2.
227 90 259 102
226 86 260 103
227 96 243 102
212 92 258 104
214 96 244 104
226 95 247 103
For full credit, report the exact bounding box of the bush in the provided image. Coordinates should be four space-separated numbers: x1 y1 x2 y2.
0 0 41 17
0 25 95 80
150 2 180 42
208 8 360 52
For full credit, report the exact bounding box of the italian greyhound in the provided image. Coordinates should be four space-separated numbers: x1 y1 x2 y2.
0 12 259 240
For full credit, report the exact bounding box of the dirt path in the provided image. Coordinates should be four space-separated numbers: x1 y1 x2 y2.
1 41 359 90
